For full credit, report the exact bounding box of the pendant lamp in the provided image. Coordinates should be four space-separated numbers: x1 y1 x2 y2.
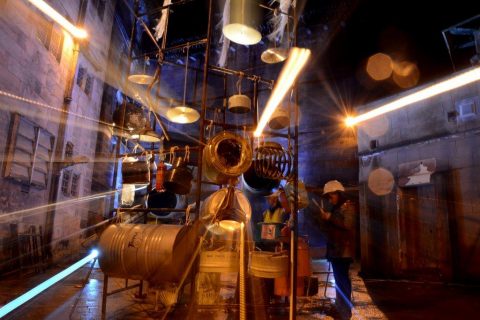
128 57 155 85
166 46 200 124
223 0 261 46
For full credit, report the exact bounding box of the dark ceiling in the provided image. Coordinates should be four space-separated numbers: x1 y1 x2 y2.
125 0 480 104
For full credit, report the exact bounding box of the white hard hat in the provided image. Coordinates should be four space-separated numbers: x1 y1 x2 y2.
323 180 345 195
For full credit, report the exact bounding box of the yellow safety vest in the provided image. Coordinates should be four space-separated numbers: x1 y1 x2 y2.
263 207 284 223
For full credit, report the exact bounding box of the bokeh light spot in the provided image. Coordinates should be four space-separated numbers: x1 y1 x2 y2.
392 60 420 88
360 115 390 138
366 53 393 81
368 167 395 196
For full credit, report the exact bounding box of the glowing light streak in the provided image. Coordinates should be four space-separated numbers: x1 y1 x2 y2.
346 66 480 126
0 250 98 318
0 89 115 128
28 0 87 38
254 48 311 137
0 186 145 223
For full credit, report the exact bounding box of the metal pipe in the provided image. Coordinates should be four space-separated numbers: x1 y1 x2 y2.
106 283 141 296
147 66 170 141
257 2 294 19
253 78 259 127
118 208 193 213
121 0 161 50
209 65 274 86
111 0 139 207
138 0 196 17
132 38 208 60
196 0 213 220
222 74 227 124
118 145 200 158
290 3 299 319
101 274 108 320
203 120 254 131
155 58 274 86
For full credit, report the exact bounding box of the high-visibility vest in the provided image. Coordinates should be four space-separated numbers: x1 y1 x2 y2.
263 207 284 223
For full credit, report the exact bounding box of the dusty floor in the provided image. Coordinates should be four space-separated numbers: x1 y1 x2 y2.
0 258 479 319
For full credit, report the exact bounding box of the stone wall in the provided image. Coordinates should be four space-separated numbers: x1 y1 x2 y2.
356 68 480 282
0 0 116 272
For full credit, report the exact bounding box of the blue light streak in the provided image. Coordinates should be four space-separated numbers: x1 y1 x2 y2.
0 250 99 318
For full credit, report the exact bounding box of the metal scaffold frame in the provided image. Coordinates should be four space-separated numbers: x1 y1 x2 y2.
104 1 301 319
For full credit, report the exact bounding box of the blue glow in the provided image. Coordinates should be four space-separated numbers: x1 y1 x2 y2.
90 249 99 258
0 250 98 318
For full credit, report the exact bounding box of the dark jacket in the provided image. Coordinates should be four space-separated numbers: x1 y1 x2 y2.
324 200 356 259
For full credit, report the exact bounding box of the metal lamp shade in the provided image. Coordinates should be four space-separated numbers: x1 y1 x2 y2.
261 47 288 64
128 74 155 85
131 125 162 143
128 59 155 85
166 106 200 124
223 0 261 45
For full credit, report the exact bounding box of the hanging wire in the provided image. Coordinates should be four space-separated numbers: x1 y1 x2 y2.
182 45 190 106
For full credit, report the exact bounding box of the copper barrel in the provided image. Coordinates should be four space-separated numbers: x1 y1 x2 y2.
98 224 198 284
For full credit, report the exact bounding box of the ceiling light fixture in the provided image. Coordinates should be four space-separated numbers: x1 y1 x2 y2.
28 0 88 39
254 47 311 137
223 0 262 45
346 65 480 127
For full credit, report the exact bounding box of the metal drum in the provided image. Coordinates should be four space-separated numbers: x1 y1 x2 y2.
268 108 289 130
199 251 239 273
248 251 288 278
122 157 150 185
228 94 251 114
203 131 252 184
98 224 198 284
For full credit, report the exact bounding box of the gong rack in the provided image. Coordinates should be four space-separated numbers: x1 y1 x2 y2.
106 1 302 319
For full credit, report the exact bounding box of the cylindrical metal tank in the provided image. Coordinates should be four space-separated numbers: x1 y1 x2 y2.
98 224 198 284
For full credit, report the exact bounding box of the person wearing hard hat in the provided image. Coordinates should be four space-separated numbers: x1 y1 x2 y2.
317 180 356 320
263 188 289 223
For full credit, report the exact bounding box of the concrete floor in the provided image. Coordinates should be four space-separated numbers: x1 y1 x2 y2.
1 258 479 319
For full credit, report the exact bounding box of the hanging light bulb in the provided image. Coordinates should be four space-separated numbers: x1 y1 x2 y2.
167 46 200 124
223 0 262 46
